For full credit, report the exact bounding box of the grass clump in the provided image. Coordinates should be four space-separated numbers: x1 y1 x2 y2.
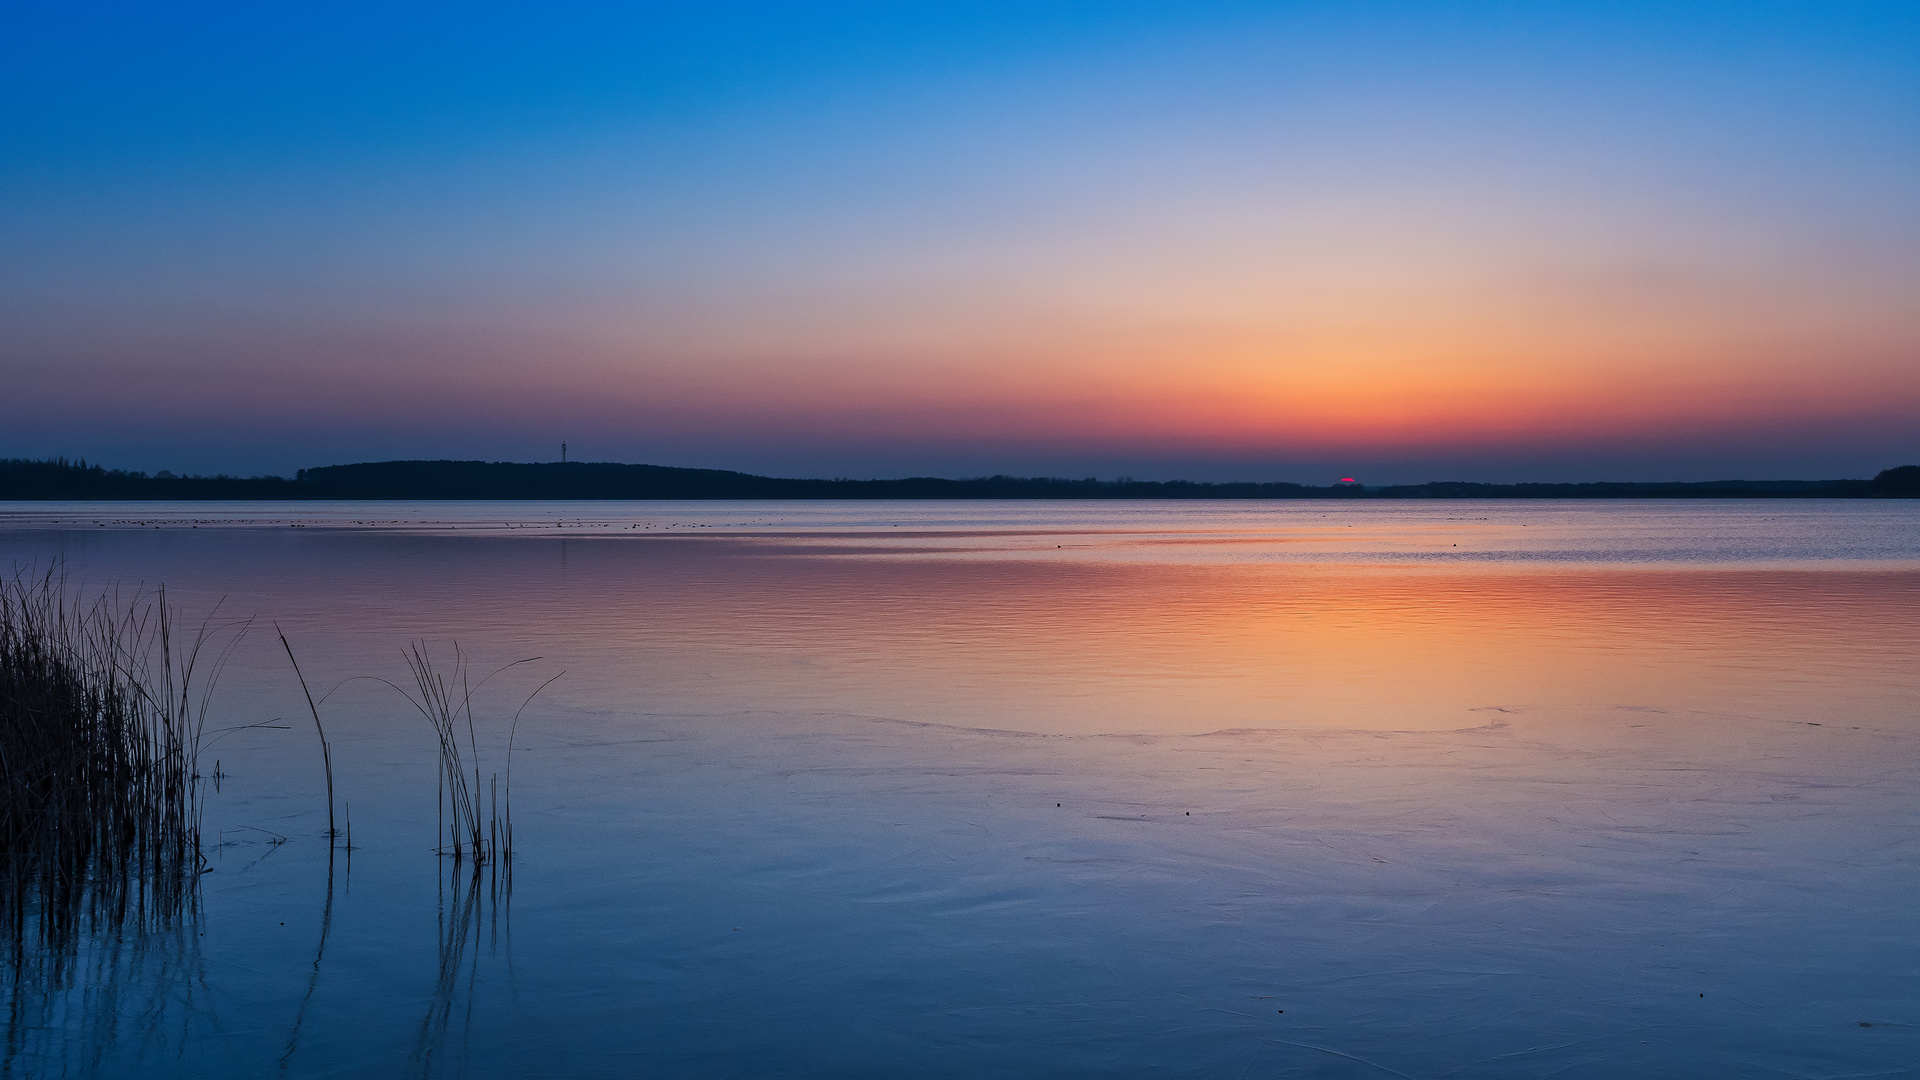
0 572 243 960
394 644 556 871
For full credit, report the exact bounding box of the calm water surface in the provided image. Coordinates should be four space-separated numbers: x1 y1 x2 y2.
3 500 1917 1078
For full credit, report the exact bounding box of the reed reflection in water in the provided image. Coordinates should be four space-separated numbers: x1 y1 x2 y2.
411 859 513 1079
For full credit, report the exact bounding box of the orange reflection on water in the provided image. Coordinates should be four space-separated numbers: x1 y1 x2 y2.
17 511 1918 738
482 542 1920 735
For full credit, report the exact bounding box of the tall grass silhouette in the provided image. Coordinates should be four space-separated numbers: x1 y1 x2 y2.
277 627 338 845
0 571 248 969
391 643 558 872
4 575 564 1074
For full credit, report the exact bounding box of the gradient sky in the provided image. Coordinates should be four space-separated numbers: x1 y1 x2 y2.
4 1 1918 483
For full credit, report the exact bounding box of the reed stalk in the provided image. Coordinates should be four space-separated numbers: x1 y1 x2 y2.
276 628 336 844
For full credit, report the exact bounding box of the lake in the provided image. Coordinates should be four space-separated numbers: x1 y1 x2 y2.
4 500 1918 1078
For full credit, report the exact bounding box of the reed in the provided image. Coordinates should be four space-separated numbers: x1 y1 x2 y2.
0 571 243 962
276 627 337 844
393 644 546 869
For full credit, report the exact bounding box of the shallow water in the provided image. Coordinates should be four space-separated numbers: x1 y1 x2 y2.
3 500 1918 1077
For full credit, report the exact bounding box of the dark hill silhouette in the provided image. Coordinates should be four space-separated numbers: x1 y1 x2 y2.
2 457 1915 500
289 460 1323 499
1873 464 1920 496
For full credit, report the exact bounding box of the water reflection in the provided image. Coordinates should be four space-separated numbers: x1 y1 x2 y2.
0 503 1916 1076
2 884 207 1076
277 851 335 1072
412 861 512 1079
10 521 1920 735
4 841 522 1078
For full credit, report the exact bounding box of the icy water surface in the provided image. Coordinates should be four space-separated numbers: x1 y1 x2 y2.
3 500 1918 1077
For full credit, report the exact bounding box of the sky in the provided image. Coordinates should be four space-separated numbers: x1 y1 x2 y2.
3 1 1918 484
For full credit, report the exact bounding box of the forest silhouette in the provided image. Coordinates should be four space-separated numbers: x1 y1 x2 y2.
2 457 1917 501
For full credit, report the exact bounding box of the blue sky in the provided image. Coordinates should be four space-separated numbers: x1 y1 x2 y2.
4 1 1918 481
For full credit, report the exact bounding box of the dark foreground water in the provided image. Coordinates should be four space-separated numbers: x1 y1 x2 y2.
3 500 1918 1078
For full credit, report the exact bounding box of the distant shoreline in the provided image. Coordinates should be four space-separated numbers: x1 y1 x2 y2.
4 457 1917 501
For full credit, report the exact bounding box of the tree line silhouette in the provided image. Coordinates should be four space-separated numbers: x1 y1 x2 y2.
3 457 1917 500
